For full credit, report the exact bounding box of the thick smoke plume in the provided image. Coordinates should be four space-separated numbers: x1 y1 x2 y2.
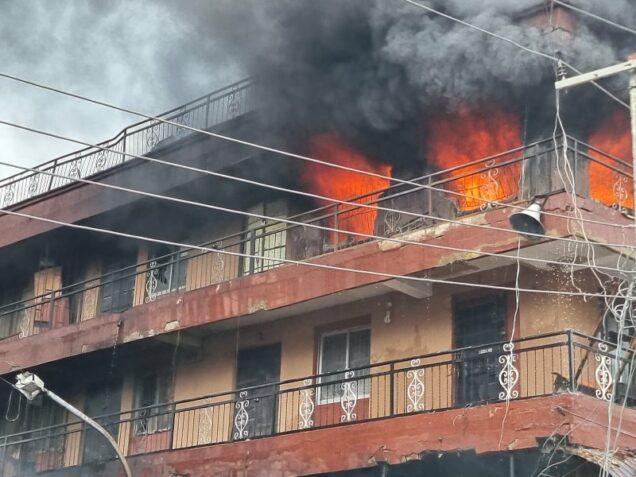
184 0 634 171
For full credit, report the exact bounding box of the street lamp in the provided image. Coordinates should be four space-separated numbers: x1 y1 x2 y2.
15 372 132 477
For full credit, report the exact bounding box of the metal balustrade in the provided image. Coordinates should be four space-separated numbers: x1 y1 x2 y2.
0 78 254 208
0 331 633 475
0 135 632 340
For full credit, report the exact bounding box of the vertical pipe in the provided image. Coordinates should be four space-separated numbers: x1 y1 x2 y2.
567 329 576 392
509 453 515 477
389 363 395 417
629 59 636 226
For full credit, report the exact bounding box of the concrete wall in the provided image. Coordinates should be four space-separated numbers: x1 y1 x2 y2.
23 266 608 467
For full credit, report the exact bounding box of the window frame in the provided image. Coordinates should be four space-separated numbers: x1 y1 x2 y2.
133 372 173 436
317 326 371 404
147 246 188 300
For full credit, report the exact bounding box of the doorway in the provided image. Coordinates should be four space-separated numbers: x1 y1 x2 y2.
454 295 507 406
82 379 123 465
235 344 281 439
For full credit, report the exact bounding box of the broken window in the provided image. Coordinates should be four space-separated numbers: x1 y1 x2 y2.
134 373 173 435
145 245 188 301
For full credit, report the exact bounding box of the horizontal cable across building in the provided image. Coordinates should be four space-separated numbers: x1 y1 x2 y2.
0 330 632 475
0 206 631 300
0 70 631 230
0 116 633 252
0 156 629 276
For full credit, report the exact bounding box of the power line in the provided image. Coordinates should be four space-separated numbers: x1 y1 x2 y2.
0 206 629 300
1 118 634 252
552 0 636 36
0 72 631 232
1 157 630 276
399 0 630 110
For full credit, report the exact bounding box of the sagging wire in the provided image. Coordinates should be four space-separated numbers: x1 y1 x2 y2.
544 52 634 477
4 388 22 423
599 280 634 477
498 238 522 450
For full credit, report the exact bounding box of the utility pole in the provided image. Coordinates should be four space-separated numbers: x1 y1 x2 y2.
554 56 636 225
15 372 132 477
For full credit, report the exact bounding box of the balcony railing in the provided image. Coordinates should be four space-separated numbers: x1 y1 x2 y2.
0 135 631 340
0 78 255 208
0 331 633 475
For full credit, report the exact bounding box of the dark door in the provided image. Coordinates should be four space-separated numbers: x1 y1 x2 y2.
235 344 281 439
82 379 123 465
454 295 506 406
100 254 136 313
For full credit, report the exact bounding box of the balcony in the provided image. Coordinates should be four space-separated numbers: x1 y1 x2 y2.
0 330 633 475
0 79 255 209
0 133 631 343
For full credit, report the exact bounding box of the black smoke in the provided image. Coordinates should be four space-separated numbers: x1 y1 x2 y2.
181 0 635 171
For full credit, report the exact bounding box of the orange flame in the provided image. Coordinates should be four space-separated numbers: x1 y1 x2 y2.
302 134 392 244
425 105 522 211
587 111 633 210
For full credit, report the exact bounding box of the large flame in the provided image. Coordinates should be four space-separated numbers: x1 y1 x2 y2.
425 105 522 211
302 134 392 244
588 111 633 210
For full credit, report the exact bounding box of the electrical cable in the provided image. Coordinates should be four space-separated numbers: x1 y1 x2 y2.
0 205 630 300
0 72 631 232
552 0 636 36
0 117 634 252
0 157 630 276
399 0 630 110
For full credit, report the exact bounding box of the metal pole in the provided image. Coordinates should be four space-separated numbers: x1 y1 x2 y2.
567 329 576 392
629 57 636 225
43 388 132 477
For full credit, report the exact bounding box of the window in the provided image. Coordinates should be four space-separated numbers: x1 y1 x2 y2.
241 200 287 275
28 397 66 453
100 252 137 313
145 245 188 301
63 260 86 324
133 373 172 435
0 287 25 339
318 328 370 403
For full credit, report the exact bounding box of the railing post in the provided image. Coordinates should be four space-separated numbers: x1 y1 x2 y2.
47 290 56 329
0 435 7 477
47 159 57 192
333 204 339 251
427 176 433 216
567 329 576 392
204 94 211 129
389 363 395 417
169 407 176 451
121 131 127 165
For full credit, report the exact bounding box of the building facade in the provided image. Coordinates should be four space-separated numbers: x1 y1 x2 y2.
0 74 634 477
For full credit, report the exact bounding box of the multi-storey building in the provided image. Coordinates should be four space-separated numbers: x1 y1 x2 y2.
0 8 635 477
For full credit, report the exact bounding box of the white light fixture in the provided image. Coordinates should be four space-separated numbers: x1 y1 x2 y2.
15 372 44 401
509 201 545 239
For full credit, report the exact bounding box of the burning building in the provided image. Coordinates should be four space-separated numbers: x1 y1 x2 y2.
0 1 635 476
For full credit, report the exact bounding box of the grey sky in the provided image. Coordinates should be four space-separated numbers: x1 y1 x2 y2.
0 1 243 179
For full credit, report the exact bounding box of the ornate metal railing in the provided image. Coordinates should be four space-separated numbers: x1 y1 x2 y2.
0 78 255 208
0 135 631 340
0 331 633 474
